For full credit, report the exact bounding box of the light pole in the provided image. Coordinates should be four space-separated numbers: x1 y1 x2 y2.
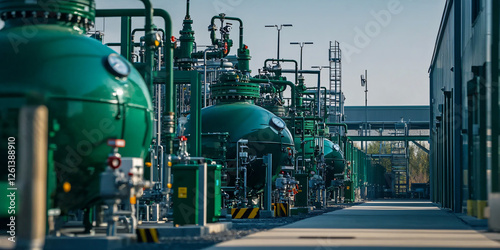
312 65 330 117
360 70 368 152
265 24 292 65
291 42 314 72
361 70 368 200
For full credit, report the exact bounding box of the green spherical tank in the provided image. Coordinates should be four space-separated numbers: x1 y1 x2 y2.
0 0 153 211
191 101 294 193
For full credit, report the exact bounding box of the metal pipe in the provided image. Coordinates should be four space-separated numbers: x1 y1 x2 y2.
139 0 154 96
265 154 272 211
149 146 155 182
203 47 216 107
236 140 240 186
210 15 244 49
243 166 247 206
324 123 348 135
321 87 328 120
186 0 190 18
159 145 167 191
104 42 141 47
281 69 321 116
263 59 298 84
249 77 296 110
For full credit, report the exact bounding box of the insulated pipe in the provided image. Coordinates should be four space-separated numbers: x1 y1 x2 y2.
96 8 174 154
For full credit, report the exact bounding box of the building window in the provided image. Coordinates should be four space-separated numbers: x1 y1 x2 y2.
472 0 481 25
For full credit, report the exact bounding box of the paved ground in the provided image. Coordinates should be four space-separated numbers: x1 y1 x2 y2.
205 200 500 250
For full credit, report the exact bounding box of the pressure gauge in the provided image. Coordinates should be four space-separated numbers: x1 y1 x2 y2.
270 117 286 131
104 53 130 77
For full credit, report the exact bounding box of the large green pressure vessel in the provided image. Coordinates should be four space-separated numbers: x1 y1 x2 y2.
324 139 345 186
324 139 345 173
0 0 153 211
187 72 294 194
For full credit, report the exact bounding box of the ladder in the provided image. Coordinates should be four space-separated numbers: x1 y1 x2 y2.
328 41 343 123
391 121 409 196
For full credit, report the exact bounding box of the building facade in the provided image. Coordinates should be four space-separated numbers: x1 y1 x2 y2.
429 0 499 230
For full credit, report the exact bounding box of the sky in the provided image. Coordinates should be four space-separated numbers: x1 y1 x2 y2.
1 0 446 106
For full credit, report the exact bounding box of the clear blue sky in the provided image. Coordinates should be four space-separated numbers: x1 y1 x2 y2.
1 0 446 106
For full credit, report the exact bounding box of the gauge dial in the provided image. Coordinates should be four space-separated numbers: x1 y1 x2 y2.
104 53 130 77
270 117 286 131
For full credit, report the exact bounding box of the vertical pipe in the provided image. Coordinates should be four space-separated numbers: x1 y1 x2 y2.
120 16 132 61
17 106 48 250
321 87 328 121
204 50 208 107
265 154 272 211
188 73 201 157
140 0 154 96
277 28 280 63
317 71 321 116
243 166 247 206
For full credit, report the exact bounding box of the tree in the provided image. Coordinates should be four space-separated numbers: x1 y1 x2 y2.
409 143 429 184
367 141 392 173
367 141 429 186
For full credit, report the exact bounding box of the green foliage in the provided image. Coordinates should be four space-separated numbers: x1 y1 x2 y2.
366 141 430 186
409 143 429 185
367 141 392 173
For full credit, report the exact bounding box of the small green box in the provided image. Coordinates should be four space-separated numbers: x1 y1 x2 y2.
172 164 199 225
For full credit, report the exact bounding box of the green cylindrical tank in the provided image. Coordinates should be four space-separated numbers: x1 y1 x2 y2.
0 0 153 211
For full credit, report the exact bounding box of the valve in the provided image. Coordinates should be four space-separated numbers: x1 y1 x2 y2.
107 139 125 170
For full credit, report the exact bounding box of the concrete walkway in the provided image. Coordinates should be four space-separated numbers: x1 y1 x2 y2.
205 200 500 249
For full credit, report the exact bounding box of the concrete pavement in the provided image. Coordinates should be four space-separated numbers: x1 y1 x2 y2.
205 200 500 249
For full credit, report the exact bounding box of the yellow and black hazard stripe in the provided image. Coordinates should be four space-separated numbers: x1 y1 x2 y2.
231 208 260 219
274 202 289 217
136 228 160 243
